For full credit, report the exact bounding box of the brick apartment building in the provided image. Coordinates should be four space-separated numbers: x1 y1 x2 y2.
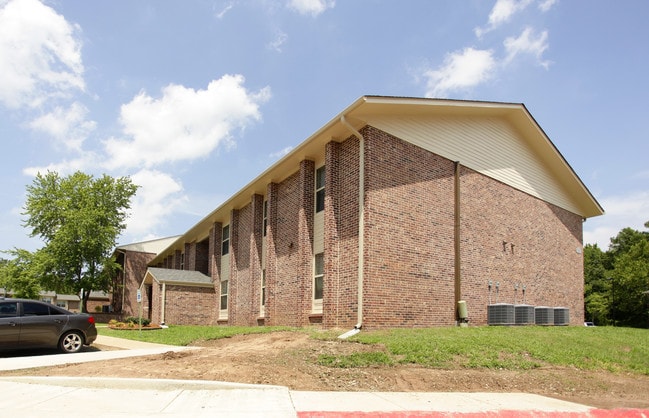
111 236 180 317
135 96 603 329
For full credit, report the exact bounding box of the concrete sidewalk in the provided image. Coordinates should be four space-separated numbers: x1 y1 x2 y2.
4 376 643 418
0 335 647 417
0 334 195 371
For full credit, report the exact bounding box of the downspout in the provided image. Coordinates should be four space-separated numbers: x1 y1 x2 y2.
161 282 166 325
340 115 364 334
454 161 462 321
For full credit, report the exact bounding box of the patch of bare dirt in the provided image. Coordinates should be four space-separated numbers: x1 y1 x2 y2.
2 331 647 410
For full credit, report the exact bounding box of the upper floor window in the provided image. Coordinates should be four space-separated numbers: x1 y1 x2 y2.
222 225 230 255
315 166 325 213
263 200 268 237
261 269 266 307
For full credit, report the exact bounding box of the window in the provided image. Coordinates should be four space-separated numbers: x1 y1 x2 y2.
261 270 266 307
314 253 324 300
315 166 325 213
180 253 185 270
23 302 50 316
220 280 228 310
0 302 17 318
263 200 268 237
221 225 230 255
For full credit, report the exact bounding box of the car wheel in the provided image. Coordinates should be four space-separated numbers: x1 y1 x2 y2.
59 331 84 353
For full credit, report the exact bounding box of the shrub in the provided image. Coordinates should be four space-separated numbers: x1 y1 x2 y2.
125 316 151 327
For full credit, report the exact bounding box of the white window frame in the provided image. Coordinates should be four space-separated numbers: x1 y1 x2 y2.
312 252 324 313
315 166 325 213
219 224 230 320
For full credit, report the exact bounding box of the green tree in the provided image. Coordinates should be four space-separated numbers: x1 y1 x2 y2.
22 171 138 312
606 227 648 268
611 239 649 328
0 249 43 299
0 258 10 295
583 243 611 324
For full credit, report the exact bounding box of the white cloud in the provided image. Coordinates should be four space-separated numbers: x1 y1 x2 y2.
22 151 99 177
0 0 84 109
583 191 649 249
214 2 234 19
538 0 557 12
287 0 334 16
424 48 496 98
475 0 533 37
102 74 271 169
28 102 96 151
504 27 550 68
269 146 293 160
126 169 187 237
268 31 288 52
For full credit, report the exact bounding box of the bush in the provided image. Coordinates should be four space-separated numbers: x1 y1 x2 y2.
125 316 151 327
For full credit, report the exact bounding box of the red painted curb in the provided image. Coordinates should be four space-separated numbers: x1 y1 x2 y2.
297 409 649 418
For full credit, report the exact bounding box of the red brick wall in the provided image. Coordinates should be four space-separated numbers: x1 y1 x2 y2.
228 195 264 326
195 239 209 275
122 251 155 317
322 138 362 328
163 285 216 325
151 282 162 324
459 166 584 325
139 123 585 329
265 164 313 327
362 126 457 328
111 250 155 317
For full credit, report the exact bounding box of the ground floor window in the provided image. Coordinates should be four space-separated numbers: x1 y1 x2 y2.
261 270 266 307
313 252 324 313
219 280 228 319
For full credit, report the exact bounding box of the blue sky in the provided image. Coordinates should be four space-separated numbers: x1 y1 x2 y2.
0 0 647 253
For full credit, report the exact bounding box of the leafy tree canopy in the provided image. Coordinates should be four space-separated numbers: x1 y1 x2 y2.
22 171 138 312
584 222 649 328
0 249 43 299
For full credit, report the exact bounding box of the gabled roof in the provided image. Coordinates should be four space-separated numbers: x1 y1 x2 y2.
150 96 603 264
142 267 213 287
115 236 181 255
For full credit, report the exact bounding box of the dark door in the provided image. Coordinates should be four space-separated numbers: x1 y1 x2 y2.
146 285 153 320
0 302 20 349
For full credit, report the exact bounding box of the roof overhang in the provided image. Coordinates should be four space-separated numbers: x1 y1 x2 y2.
141 268 214 288
150 96 603 264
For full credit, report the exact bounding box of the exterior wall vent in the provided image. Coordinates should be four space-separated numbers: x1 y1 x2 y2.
554 307 570 326
535 306 554 325
514 304 535 325
487 303 515 325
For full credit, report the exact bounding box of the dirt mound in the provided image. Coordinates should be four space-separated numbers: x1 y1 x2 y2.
3 331 648 409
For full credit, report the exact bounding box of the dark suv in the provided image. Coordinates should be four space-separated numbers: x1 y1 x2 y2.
0 297 97 353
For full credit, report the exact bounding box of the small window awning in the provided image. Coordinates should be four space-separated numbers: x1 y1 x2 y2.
142 267 214 288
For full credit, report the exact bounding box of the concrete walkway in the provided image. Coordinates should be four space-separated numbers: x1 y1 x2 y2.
0 335 647 417
0 334 196 371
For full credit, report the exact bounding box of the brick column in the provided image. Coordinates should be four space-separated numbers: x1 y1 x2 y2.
250 194 264 324
265 182 278 325
185 242 194 271
208 222 223 324
298 159 315 325
173 250 182 270
229 208 239 324
324 141 340 328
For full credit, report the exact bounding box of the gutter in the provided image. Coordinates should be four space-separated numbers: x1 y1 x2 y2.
340 115 364 335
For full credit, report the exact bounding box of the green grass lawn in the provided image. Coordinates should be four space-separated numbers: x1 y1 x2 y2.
98 324 294 346
98 325 649 375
